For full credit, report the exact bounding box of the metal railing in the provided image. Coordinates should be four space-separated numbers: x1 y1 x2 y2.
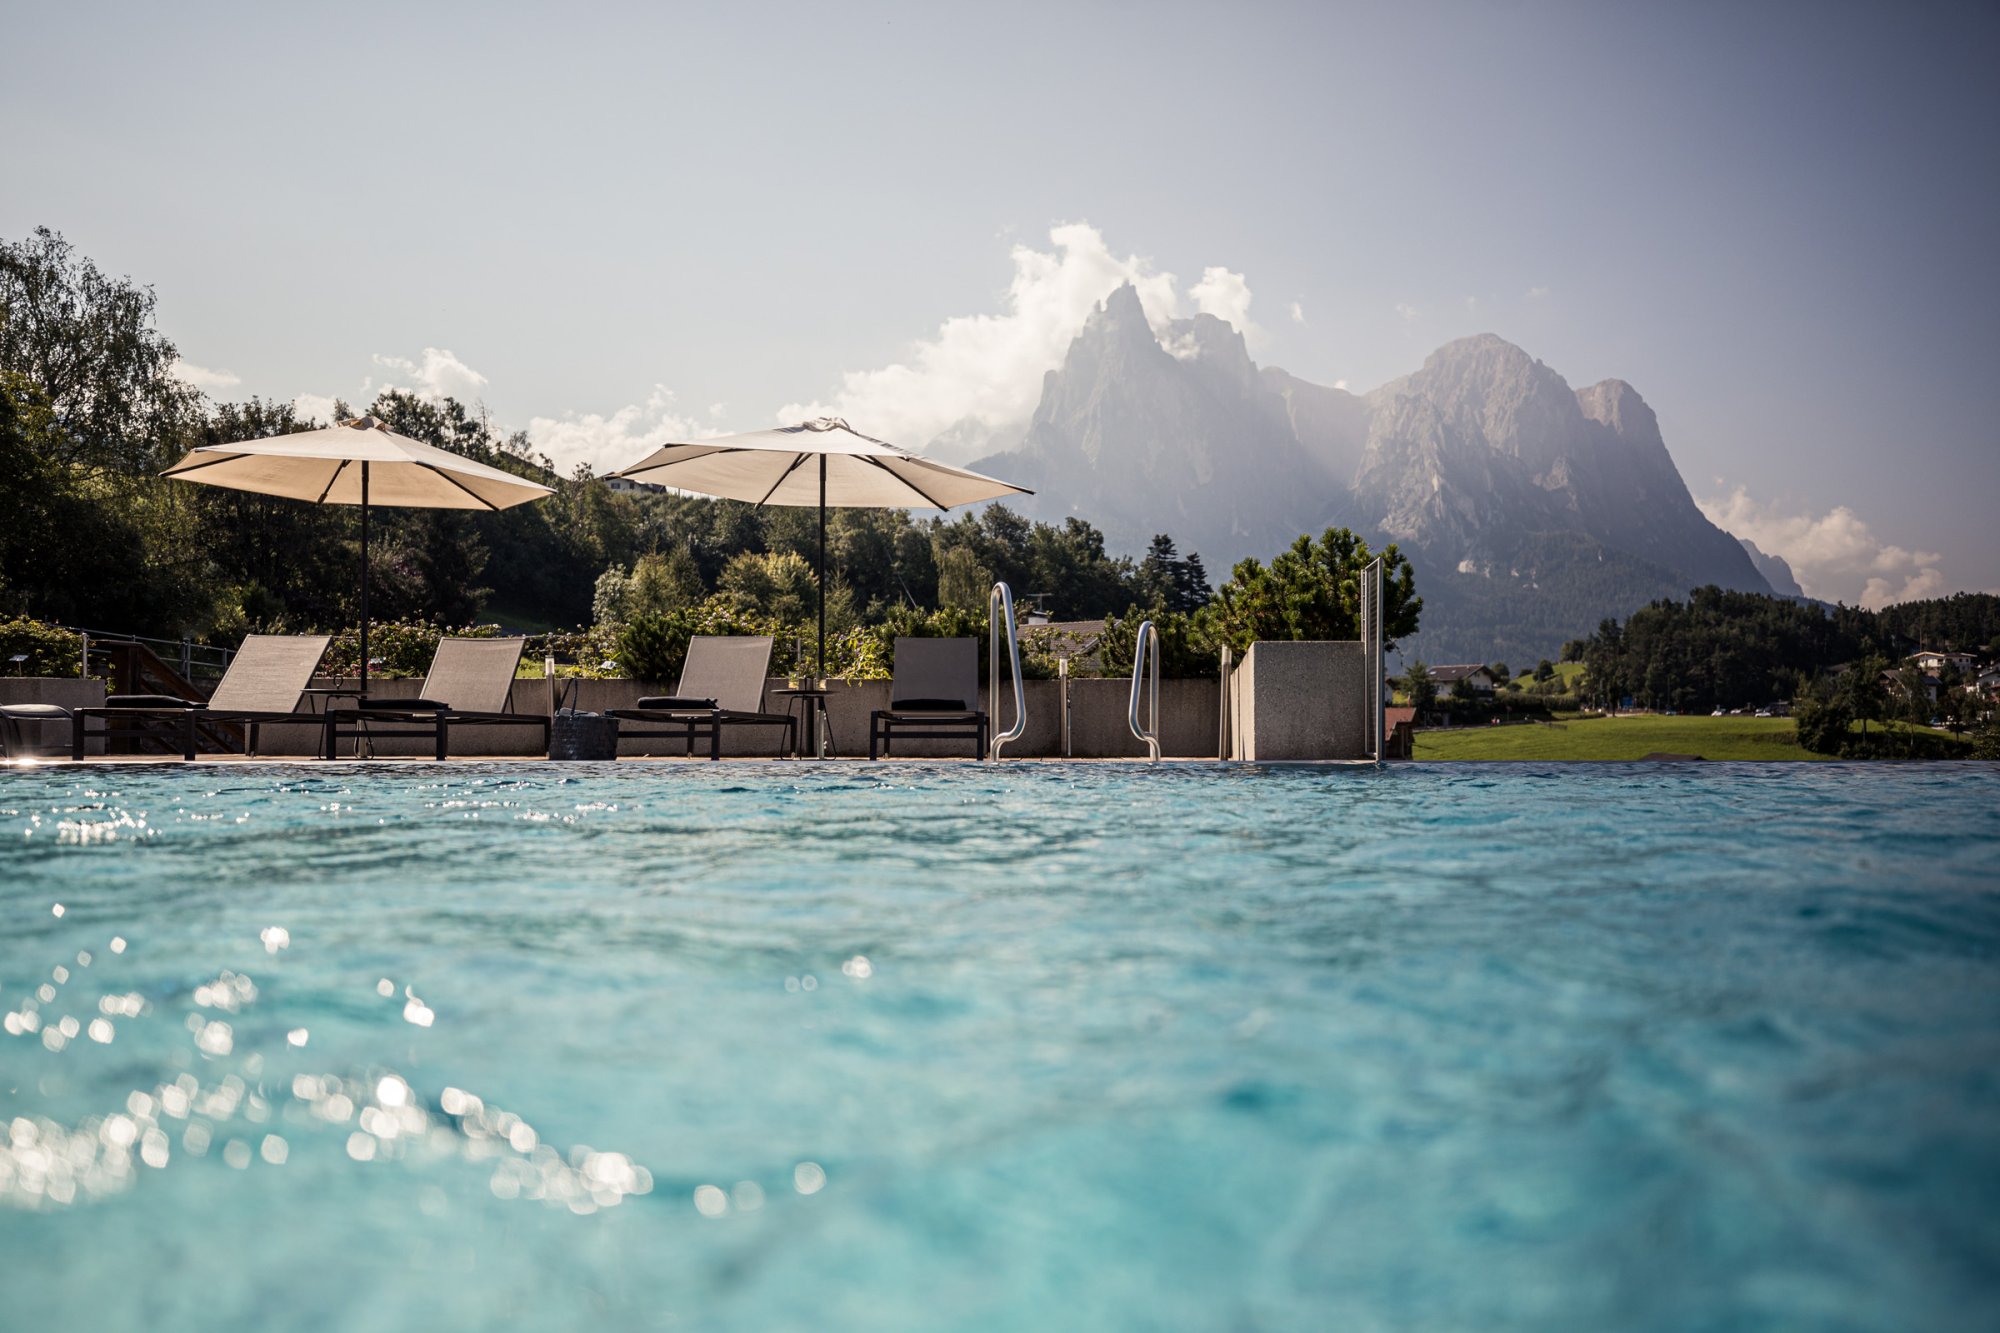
64 625 236 686
987 582 1027 759
1359 556 1386 761
1128 619 1161 760
1058 656 1072 758
1217 644 1233 760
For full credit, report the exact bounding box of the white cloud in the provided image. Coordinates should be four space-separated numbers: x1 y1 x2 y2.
371 347 488 402
526 385 715 477
778 222 1247 452
1333 379 1350 391
1527 286 1549 300
1395 302 1419 323
290 345 491 427
291 393 342 426
1464 296 1480 312
1289 300 1306 325
1190 266 1255 335
1698 484 1950 609
173 360 241 393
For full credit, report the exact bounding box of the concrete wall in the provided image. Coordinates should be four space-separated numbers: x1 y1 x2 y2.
1 678 107 757
286 674 1227 760
1227 641 1367 761
2 666 1334 762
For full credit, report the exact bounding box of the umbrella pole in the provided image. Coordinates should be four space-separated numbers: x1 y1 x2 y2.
817 454 827 684
359 462 370 700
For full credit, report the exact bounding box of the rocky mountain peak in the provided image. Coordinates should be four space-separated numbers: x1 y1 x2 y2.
975 292 1772 661
1576 379 1662 450
1165 312 1258 396
1089 281 1156 343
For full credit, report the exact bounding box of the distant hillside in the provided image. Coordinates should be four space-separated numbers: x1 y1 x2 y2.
972 284 1771 662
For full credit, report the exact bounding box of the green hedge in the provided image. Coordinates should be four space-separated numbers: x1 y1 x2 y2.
0 617 85 677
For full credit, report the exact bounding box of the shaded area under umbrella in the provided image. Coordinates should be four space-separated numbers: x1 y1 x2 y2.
613 417 1030 674
162 416 554 696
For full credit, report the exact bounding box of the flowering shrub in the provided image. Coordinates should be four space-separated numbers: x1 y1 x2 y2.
0 617 85 677
320 621 498 678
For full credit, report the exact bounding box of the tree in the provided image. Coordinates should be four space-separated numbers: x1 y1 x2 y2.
936 545 990 612
1197 527 1421 653
1405 659 1437 714
720 550 840 627
1793 675 1854 755
1533 659 1555 683
1490 661 1511 686
1136 534 1213 614
1833 656 1890 752
1579 618 1626 712
1937 667 1978 738
0 226 199 476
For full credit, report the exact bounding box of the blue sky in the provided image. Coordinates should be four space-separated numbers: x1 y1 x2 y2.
4 0 1994 605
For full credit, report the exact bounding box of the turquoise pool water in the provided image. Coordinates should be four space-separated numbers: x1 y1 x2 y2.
2 762 1997 1331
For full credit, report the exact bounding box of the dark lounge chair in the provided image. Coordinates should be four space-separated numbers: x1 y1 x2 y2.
3 704 73 760
869 637 986 759
327 637 549 760
69 634 334 761
608 635 797 759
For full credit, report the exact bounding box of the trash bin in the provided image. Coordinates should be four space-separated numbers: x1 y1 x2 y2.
549 709 619 761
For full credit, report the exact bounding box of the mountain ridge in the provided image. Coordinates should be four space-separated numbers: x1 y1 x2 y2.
969 284 1771 661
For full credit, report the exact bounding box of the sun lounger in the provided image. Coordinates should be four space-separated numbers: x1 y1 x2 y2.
327 637 549 759
607 635 797 759
3 704 73 760
69 634 334 760
869 638 986 759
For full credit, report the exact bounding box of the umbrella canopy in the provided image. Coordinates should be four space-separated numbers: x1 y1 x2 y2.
613 418 1031 688
613 417 1026 510
162 416 555 511
162 416 554 697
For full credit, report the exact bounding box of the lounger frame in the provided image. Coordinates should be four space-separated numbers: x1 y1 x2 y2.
68 634 335 761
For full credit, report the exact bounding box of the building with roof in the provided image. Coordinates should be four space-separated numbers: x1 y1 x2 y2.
1427 664 1499 696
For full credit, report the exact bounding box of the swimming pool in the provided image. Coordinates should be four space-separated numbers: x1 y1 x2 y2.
3 762 1997 1331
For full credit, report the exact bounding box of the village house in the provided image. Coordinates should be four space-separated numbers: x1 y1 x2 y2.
1429 664 1501 697
1907 649 1977 675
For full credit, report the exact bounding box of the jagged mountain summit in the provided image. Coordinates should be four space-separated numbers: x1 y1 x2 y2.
970 284 1771 661
973 284 1343 559
1739 537 1806 599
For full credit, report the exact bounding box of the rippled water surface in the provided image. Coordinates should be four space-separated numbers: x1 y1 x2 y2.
3 761 1998 1331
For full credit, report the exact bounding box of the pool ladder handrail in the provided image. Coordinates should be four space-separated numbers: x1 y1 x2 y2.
988 581 1027 758
1128 619 1161 760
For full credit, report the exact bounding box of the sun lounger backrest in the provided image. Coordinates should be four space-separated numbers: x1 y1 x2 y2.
891 638 977 709
206 634 331 713
677 636 774 713
422 638 525 713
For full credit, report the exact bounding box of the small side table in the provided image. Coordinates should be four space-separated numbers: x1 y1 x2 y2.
773 688 836 759
300 687 370 713
302 687 371 758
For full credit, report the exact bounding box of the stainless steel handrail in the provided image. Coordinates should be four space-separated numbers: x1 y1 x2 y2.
1058 656 1072 758
1361 555 1385 761
1128 619 1161 760
1217 644 1233 759
988 582 1027 758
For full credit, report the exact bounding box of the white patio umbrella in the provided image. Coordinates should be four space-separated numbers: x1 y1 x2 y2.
613 417 1030 675
161 416 554 696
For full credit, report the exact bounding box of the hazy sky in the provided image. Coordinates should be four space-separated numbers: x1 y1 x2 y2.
5 0 1995 606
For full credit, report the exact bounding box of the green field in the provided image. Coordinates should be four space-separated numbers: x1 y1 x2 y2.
1415 714 1973 761
1416 714 1817 761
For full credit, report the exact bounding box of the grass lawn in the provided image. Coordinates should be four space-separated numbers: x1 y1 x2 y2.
1416 714 1973 761
1415 714 1821 761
